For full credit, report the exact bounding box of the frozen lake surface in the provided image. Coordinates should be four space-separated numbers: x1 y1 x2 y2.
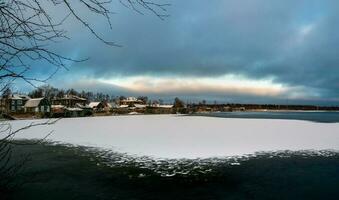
10 115 339 159
193 111 339 123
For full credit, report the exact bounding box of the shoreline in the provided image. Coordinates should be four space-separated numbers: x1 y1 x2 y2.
2 109 339 122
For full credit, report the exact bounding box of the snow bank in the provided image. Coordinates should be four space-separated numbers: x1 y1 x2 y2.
9 115 339 159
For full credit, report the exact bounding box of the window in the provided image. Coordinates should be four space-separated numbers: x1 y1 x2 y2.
11 106 15 111
11 101 15 105
18 100 22 105
41 106 44 112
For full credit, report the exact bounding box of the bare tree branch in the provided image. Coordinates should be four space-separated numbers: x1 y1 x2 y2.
0 118 60 192
0 0 169 88
0 0 169 195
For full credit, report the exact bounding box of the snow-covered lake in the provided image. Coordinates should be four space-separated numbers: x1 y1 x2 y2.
9 115 339 159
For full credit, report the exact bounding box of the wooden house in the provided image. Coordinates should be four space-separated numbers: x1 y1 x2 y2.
88 102 105 112
52 95 87 107
24 98 51 114
119 97 143 106
0 94 31 113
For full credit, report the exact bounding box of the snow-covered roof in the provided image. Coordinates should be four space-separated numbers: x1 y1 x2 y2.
9 95 22 100
108 102 119 108
119 105 129 108
88 102 101 108
126 97 137 101
52 105 65 109
105 103 112 108
134 104 146 108
121 97 143 103
128 112 140 115
65 107 83 111
24 98 44 108
7 94 31 100
159 105 174 108
60 95 87 101
149 104 173 108
75 103 92 109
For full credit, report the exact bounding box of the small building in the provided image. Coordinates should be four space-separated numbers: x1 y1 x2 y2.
51 104 92 117
75 103 93 116
223 106 232 112
120 97 143 106
89 102 105 112
52 95 87 107
108 102 119 109
51 105 66 118
134 104 147 112
64 107 84 118
157 105 174 109
102 101 112 112
24 98 51 114
233 107 246 111
0 94 31 113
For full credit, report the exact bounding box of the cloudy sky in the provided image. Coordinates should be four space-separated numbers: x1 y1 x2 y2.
19 0 339 105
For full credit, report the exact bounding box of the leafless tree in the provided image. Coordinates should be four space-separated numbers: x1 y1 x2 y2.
0 0 169 196
0 0 169 89
0 119 59 195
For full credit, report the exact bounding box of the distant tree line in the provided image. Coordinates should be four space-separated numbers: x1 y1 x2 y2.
6 85 185 107
187 103 339 111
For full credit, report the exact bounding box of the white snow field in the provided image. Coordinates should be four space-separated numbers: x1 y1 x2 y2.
9 115 339 159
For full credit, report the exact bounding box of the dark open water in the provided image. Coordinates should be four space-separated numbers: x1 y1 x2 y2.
2 143 338 200
2 112 339 200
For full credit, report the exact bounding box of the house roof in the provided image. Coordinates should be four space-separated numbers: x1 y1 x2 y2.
65 107 83 111
121 97 143 103
119 105 129 108
52 105 65 109
75 103 92 109
24 98 44 108
108 102 119 108
55 95 87 101
159 105 174 108
134 104 146 108
9 95 22 100
6 94 31 100
88 102 101 108
105 102 112 108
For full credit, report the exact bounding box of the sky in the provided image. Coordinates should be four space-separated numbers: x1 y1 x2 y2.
16 0 339 105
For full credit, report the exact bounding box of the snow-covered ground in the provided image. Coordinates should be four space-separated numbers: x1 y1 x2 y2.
9 115 339 159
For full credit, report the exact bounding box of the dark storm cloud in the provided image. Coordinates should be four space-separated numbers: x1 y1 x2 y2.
29 0 339 102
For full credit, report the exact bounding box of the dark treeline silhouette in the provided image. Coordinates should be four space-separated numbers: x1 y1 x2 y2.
188 103 339 112
26 85 164 105
28 85 117 102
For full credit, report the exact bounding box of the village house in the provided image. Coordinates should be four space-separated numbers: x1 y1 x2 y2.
144 104 174 114
24 98 51 115
51 95 93 117
120 97 143 106
51 105 66 117
88 101 113 112
52 95 87 107
51 104 92 118
75 103 93 116
132 104 147 112
89 102 105 112
108 102 119 109
0 94 31 113
64 107 84 118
